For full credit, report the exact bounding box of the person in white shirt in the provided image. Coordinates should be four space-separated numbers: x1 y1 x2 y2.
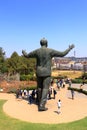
57 99 61 114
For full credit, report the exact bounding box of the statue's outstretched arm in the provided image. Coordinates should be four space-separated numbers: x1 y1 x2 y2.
61 44 75 56
22 50 37 58
51 44 75 57
22 50 28 58
69 44 75 50
60 44 75 57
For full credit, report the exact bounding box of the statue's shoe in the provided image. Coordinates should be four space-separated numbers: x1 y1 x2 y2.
38 107 48 111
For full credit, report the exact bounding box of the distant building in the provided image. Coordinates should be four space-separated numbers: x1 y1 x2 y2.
52 57 87 71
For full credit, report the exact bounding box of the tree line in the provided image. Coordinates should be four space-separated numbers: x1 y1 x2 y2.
0 47 36 76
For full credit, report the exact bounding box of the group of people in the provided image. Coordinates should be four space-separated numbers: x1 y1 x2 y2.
56 78 66 90
16 88 38 104
48 81 57 99
16 86 62 114
16 76 76 114
16 88 30 99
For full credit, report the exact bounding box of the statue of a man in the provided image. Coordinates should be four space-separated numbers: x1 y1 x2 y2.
22 38 74 111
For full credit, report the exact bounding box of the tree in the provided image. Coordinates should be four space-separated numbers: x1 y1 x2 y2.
20 56 36 75
6 51 22 74
0 47 6 73
0 48 36 77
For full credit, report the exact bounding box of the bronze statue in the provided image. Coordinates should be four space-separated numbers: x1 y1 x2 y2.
22 38 74 111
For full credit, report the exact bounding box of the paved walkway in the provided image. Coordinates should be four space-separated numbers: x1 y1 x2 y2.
0 84 87 124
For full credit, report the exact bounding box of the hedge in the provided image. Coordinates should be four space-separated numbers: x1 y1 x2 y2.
68 87 87 95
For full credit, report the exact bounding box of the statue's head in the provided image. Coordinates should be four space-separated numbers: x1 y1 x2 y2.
40 38 48 47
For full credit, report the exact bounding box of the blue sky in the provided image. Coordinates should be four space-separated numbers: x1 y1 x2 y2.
0 0 87 58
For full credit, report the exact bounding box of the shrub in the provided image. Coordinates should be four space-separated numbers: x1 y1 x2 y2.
68 87 87 95
7 88 17 93
20 74 36 81
52 75 67 80
82 72 87 79
72 78 83 83
22 86 37 91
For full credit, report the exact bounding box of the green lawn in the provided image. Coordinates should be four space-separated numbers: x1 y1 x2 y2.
0 100 87 130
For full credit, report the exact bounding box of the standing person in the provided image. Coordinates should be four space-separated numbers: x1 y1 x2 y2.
68 78 72 88
57 99 61 114
56 79 60 90
48 87 52 99
16 89 19 98
50 82 54 99
82 77 85 85
22 38 74 111
71 89 74 99
28 93 32 104
53 89 57 99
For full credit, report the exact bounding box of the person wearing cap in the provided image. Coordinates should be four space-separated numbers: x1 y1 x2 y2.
22 38 74 111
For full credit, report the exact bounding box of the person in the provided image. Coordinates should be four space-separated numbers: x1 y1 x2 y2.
16 88 20 98
50 81 57 99
22 38 74 111
28 93 32 104
53 89 57 99
71 89 74 99
82 77 85 85
68 78 72 88
31 89 36 100
48 86 52 99
56 79 60 90
57 99 61 114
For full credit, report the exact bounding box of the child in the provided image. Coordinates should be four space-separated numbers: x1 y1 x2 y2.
57 99 61 114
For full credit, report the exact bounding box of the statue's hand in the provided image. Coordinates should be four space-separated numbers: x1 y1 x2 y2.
69 44 75 50
22 50 27 56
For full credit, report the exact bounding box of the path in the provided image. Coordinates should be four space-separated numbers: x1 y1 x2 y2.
0 84 87 124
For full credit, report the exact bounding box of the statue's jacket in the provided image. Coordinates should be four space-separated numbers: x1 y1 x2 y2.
26 46 70 77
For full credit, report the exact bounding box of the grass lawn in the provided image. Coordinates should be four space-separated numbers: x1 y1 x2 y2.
0 100 87 130
52 70 82 79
